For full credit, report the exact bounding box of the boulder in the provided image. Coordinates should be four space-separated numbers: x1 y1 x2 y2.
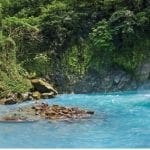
31 78 58 95
0 98 7 105
4 99 17 105
0 93 18 105
41 92 55 99
21 92 33 102
32 91 41 100
0 92 33 105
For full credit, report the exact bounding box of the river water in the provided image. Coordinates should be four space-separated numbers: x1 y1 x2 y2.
0 91 150 148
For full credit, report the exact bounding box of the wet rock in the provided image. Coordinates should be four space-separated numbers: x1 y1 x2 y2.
0 115 37 123
32 104 94 120
41 92 55 99
0 93 17 105
4 99 17 105
21 92 33 101
6 103 94 121
86 111 94 115
2 93 18 105
31 78 58 95
0 98 8 105
32 91 41 100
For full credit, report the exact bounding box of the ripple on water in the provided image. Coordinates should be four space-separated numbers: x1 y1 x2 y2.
0 91 150 148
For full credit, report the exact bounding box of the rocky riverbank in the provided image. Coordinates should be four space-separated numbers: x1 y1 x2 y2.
0 78 95 122
0 78 58 105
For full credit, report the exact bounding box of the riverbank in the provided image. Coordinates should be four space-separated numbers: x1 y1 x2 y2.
0 78 58 105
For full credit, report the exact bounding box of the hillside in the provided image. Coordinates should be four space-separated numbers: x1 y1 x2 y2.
0 0 150 95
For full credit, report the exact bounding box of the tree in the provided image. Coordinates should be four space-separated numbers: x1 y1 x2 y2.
89 19 114 71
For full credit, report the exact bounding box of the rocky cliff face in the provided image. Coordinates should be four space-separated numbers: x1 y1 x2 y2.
48 59 150 93
135 59 150 90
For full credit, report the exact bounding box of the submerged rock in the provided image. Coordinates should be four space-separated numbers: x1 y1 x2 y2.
0 103 94 122
0 115 37 123
36 104 94 120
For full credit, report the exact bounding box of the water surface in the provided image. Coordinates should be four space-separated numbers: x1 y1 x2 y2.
0 91 150 148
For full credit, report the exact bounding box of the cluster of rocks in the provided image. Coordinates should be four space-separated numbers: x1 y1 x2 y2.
0 78 58 105
0 103 94 122
0 78 95 122
32 103 94 120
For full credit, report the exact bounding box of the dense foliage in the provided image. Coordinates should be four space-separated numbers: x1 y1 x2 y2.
0 0 150 95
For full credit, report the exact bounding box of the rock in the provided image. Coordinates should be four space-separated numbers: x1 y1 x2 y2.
31 78 58 95
21 92 33 101
114 74 122 84
48 65 143 93
0 92 34 105
34 104 94 120
32 91 41 100
0 93 18 105
0 98 7 105
41 92 55 99
136 59 150 82
4 99 17 105
6 93 16 99
0 115 37 123
7 103 94 121
0 79 58 105
86 111 94 115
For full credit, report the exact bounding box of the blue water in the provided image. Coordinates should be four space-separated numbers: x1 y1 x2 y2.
0 91 150 148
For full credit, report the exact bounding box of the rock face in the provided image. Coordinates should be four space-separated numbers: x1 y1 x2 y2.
31 78 58 95
48 67 137 93
48 58 150 94
0 103 94 122
136 59 150 82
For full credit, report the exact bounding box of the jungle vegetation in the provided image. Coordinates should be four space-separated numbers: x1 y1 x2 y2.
0 0 150 96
